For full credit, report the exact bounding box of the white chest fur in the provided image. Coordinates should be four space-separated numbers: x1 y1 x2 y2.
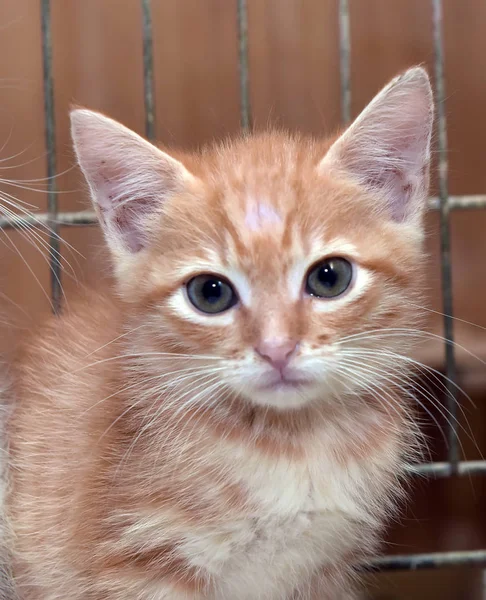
127 415 402 600
185 425 398 600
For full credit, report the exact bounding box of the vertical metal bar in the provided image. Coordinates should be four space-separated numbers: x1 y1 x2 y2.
432 0 458 467
41 0 62 314
237 0 251 132
142 0 156 141
338 0 351 125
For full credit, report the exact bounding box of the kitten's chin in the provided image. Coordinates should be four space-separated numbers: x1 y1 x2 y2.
243 383 326 411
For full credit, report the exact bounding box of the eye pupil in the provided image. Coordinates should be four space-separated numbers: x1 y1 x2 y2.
317 265 338 289
202 280 223 304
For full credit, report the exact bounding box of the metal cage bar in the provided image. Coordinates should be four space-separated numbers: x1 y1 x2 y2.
433 0 460 467
339 0 351 125
410 461 486 477
41 0 62 314
237 0 251 132
363 549 486 572
141 0 155 141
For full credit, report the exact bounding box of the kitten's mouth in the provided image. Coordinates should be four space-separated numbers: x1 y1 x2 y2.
258 374 312 392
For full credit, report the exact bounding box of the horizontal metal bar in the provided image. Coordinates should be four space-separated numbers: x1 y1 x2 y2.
0 210 97 230
427 194 486 210
1 195 486 232
362 549 486 572
407 461 486 477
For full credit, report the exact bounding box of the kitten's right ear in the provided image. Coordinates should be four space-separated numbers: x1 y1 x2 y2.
70 109 196 260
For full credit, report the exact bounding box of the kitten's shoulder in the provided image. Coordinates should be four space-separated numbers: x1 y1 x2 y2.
15 289 122 380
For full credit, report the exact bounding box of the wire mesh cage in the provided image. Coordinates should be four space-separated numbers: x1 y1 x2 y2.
0 0 485 582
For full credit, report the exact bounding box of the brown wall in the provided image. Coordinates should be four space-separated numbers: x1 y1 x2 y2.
1 1 486 598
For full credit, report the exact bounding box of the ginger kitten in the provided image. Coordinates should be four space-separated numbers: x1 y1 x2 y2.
6 67 433 599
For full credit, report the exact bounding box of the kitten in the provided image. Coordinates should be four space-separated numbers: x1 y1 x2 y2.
5 67 433 599
0 371 12 600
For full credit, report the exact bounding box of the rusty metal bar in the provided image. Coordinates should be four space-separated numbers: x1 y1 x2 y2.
433 0 459 468
338 0 351 124
0 211 97 230
409 461 486 477
428 194 486 210
2 195 485 231
236 0 251 131
41 0 62 313
141 0 155 141
362 549 486 572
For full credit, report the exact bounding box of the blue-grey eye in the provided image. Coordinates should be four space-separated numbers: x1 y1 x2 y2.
186 275 238 314
305 258 353 298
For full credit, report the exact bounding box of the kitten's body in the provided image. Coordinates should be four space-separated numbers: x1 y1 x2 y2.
0 370 12 600
8 291 410 599
6 69 432 599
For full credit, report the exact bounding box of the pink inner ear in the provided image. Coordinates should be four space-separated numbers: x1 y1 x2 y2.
110 199 159 253
93 169 161 252
363 149 426 222
90 166 164 253
373 167 412 222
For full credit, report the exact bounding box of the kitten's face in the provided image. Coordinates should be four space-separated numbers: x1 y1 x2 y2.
136 142 424 410
71 67 433 411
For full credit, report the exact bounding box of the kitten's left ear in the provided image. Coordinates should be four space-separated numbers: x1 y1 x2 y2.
319 67 434 223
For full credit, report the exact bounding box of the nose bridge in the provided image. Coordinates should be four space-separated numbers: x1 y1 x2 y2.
258 301 297 343
254 301 300 368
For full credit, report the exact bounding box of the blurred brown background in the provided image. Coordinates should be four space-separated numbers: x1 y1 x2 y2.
0 1 485 598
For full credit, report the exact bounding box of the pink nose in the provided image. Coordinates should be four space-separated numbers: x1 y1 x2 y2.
255 339 298 371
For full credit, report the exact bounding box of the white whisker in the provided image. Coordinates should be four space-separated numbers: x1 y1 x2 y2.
338 352 481 458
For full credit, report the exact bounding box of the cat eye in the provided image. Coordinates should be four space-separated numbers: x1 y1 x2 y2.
305 257 353 299
186 274 238 314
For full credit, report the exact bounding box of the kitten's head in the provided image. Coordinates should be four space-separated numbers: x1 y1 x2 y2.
71 67 433 411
